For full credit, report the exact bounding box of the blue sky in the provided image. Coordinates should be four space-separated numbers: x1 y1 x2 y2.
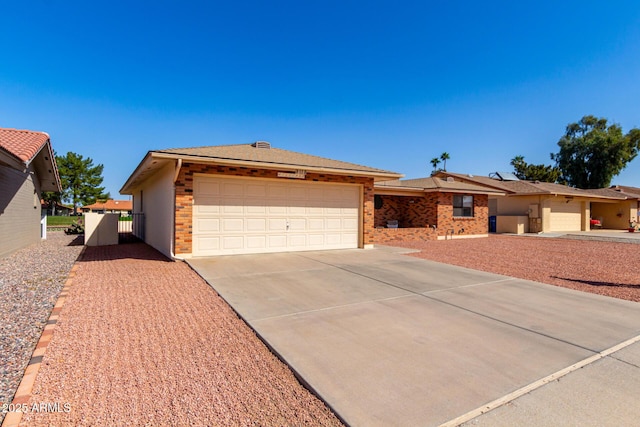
2 1 639 198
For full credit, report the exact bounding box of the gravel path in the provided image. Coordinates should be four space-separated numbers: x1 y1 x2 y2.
0 232 83 422
20 243 343 426
390 235 640 302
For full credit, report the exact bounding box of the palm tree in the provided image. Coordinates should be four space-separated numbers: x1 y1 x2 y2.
430 157 441 175
440 152 450 172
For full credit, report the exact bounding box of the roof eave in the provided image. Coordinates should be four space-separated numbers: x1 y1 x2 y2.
149 151 403 181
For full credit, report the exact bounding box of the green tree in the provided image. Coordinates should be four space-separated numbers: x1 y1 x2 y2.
56 152 108 213
440 152 450 171
42 191 62 215
551 115 640 188
510 155 561 183
430 157 441 175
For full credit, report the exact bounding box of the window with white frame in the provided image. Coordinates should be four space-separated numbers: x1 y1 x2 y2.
453 195 474 217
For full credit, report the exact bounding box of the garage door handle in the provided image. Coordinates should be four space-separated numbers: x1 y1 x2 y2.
286 221 290 230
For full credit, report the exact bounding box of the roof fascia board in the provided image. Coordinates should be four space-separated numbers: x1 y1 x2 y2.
120 152 154 194
150 151 403 180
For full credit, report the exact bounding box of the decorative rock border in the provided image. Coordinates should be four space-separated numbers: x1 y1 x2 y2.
1 252 83 427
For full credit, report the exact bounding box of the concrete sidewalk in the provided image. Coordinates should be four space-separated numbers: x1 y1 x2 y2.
188 248 640 426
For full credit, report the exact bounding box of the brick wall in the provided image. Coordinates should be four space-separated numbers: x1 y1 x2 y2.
373 193 489 242
174 163 375 254
371 227 438 243
375 194 438 228
436 193 488 236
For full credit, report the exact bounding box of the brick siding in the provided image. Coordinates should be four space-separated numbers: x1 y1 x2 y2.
436 193 489 236
174 163 375 255
373 193 489 242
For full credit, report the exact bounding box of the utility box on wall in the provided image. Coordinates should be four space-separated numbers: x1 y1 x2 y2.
85 213 119 246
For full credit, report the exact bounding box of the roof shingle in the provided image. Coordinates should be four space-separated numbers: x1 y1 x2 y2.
155 144 398 175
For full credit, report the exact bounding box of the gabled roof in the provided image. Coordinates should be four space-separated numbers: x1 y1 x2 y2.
82 199 133 211
436 172 626 201
0 127 61 192
121 142 402 193
375 176 506 195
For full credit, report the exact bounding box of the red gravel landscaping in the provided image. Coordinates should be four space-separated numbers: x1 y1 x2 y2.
390 235 640 303
20 243 342 427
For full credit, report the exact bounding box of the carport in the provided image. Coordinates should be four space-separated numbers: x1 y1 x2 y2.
188 248 640 426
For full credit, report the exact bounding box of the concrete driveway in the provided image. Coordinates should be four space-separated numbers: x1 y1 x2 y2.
188 247 640 426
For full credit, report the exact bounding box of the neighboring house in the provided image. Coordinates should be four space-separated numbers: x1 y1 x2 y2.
589 185 640 229
373 176 505 242
0 127 61 257
41 200 73 216
82 199 133 216
120 142 402 258
435 172 627 233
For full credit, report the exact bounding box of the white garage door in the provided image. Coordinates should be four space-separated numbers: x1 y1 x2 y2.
550 200 581 231
192 175 360 256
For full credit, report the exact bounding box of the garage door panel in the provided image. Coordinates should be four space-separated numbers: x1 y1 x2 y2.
193 176 360 256
195 180 220 196
246 218 267 232
195 236 220 251
288 186 307 199
246 236 267 249
289 218 307 230
343 218 358 229
221 182 245 196
288 205 306 215
550 201 581 231
245 205 267 215
195 218 220 232
309 218 324 230
308 234 325 246
268 235 287 248
326 218 343 229
222 218 244 232
288 234 307 247
194 197 221 214
268 186 287 198
246 183 267 198
269 218 287 231
221 236 243 250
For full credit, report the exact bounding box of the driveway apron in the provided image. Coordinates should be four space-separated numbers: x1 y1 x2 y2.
188 248 640 427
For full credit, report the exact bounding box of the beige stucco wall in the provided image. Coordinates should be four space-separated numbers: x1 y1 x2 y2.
133 162 175 258
495 195 594 233
591 200 637 229
0 164 42 257
496 195 541 216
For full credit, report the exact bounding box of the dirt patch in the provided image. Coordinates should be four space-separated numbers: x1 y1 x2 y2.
390 235 640 302
20 243 343 426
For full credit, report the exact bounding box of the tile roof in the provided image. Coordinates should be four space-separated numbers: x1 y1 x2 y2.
83 200 133 211
376 176 505 194
0 127 50 163
155 143 399 176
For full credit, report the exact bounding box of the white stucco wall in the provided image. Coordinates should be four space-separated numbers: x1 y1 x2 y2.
135 162 175 258
0 164 42 257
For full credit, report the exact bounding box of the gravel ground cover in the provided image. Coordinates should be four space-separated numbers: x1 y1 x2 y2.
391 234 640 302
21 243 343 426
0 232 83 423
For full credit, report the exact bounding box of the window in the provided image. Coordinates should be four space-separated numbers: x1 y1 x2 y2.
453 195 474 217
